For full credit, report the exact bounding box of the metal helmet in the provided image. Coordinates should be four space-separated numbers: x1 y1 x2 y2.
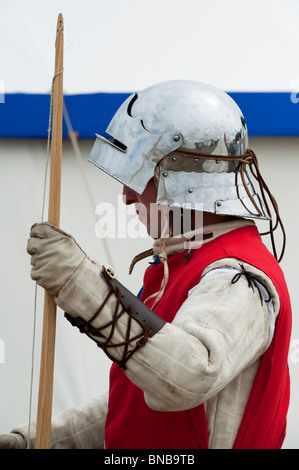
88 80 270 220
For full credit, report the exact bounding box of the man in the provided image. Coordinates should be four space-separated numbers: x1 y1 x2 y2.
1 80 292 449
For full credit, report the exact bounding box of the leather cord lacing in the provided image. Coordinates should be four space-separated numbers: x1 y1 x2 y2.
231 263 272 306
171 148 286 263
65 276 153 370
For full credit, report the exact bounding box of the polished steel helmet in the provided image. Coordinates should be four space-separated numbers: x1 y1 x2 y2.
88 80 270 220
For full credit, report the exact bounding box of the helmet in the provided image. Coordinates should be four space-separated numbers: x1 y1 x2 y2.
88 80 270 220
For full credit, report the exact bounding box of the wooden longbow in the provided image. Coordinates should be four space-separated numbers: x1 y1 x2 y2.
34 13 64 449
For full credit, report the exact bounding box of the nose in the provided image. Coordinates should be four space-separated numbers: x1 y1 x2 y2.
122 185 138 205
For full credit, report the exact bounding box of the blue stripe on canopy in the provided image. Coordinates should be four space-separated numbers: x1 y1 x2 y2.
0 92 298 139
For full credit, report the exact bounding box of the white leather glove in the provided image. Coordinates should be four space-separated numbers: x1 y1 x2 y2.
0 433 27 449
27 223 86 297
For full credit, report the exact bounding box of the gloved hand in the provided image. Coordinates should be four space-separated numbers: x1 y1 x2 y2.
0 433 27 449
27 222 86 297
26 222 146 367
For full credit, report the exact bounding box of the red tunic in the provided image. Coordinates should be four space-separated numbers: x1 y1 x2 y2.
105 226 292 449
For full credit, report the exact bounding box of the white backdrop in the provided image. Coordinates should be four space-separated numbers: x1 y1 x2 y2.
1 0 299 94
0 0 298 449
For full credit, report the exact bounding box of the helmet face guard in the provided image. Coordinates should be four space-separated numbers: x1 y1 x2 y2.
88 89 184 195
88 80 270 220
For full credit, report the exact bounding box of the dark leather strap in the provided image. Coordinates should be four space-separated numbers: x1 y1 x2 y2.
64 266 166 369
101 266 166 337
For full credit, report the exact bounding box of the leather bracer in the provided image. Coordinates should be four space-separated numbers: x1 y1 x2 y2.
65 266 166 369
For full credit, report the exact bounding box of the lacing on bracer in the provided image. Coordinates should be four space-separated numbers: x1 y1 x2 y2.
65 283 153 370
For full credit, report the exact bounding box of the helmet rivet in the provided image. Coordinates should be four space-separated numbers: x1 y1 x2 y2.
163 172 168 177
171 156 177 161
187 188 193 193
173 135 181 142
216 201 222 206
216 160 220 164
194 158 199 163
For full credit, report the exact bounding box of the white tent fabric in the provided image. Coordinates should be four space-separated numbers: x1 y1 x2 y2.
2 0 299 94
0 0 298 449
